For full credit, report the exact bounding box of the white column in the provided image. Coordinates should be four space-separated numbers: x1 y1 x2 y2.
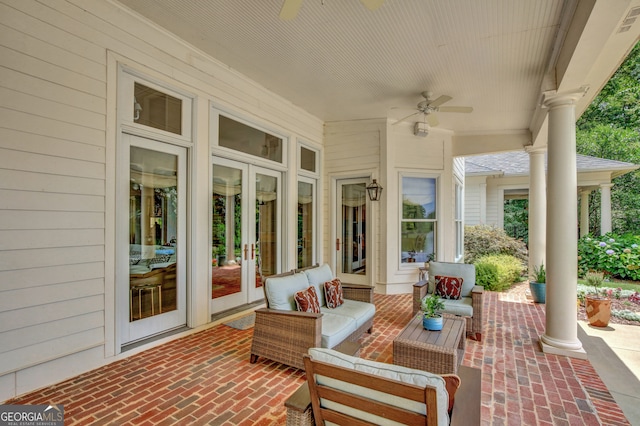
600 183 613 235
539 88 587 359
580 189 590 237
527 148 546 275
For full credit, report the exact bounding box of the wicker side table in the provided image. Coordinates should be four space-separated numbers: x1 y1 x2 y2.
393 314 466 375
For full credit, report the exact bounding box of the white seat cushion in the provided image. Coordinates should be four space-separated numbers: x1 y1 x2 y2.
320 299 375 329
320 313 357 349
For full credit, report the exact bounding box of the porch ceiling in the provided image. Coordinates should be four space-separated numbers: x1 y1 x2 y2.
116 0 640 142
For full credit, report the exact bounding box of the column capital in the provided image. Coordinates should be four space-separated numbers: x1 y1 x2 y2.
541 86 589 109
579 188 592 195
600 183 614 189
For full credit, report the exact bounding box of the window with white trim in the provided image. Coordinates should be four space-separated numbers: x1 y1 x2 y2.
401 176 436 264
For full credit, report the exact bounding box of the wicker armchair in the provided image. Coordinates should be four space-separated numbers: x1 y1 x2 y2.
250 267 374 370
413 261 483 341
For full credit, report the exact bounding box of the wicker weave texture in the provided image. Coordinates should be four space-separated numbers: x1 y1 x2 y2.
285 407 313 426
393 315 465 375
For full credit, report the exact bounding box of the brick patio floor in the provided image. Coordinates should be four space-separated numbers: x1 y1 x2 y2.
6 290 631 425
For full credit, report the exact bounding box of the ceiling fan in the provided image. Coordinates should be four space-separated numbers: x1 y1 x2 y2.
392 91 473 127
280 0 385 21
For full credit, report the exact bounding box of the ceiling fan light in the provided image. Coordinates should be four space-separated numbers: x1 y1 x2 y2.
414 122 430 137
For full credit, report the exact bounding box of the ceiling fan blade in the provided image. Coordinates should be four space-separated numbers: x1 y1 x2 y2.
392 111 420 125
426 114 439 127
428 95 452 108
360 0 385 11
438 106 474 113
280 0 303 20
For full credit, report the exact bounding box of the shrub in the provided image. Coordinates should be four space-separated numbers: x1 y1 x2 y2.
474 254 525 291
578 233 640 281
464 225 528 265
475 261 499 291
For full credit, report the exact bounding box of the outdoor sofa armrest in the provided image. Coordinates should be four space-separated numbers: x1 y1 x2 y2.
250 307 323 370
341 283 374 303
412 280 429 315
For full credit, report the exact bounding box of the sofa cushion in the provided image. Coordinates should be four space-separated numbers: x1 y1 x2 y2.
321 299 375 329
324 278 344 308
320 313 358 349
294 286 321 313
308 348 450 426
264 272 310 311
304 263 333 307
429 262 475 298
434 275 463 300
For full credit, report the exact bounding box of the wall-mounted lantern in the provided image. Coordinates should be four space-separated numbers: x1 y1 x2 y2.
366 179 383 201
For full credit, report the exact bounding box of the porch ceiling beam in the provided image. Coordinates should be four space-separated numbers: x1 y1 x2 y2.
452 132 531 157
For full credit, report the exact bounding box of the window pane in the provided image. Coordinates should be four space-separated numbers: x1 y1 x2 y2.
401 222 435 263
402 177 436 219
298 181 314 268
256 173 278 278
219 115 283 163
300 147 316 172
129 147 178 320
134 83 182 135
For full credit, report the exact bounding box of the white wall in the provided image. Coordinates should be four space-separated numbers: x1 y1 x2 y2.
0 0 322 400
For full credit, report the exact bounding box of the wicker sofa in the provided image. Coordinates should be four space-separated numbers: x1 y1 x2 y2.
413 261 484 341
249 264 375 370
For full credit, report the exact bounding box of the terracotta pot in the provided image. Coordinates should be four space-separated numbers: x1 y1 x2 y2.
585 295 611 327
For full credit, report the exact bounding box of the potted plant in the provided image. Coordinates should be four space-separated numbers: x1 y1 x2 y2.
584 271 611 327
420 293 445 331
529 263 546 303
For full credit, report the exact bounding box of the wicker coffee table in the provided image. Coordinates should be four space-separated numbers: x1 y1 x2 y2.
393 314 466 374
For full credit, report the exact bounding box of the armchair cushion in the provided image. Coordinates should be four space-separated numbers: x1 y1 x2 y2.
441 297 473 317
434 275 463 300
429 262 476 298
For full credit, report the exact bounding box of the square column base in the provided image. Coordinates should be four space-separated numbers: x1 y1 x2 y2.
539 337 588 359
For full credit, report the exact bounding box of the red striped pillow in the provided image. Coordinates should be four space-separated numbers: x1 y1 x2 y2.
324 278 344 308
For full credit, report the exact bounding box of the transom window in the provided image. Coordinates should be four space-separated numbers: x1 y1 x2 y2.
218 115 283 163
401 176 437 264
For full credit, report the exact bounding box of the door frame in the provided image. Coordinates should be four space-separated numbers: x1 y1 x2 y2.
210 157 283 313
331 174 375 286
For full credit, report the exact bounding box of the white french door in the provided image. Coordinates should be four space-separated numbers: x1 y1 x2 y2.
211 157 282 313
335 177 370 285
119 134 187 344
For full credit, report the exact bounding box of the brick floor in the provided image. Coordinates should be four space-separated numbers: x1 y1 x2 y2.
6 290 631 425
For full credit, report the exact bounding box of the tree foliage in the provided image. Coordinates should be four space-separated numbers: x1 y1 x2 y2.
576 42 640 234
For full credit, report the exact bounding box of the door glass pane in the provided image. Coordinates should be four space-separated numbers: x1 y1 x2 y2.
134 83 182 135
129 147 178 321
298 181 314 268
341 183 367 275
256 173 278 285
219 115 283 163
212 165 243 299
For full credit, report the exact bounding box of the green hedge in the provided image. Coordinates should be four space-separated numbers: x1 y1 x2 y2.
474 254 525 291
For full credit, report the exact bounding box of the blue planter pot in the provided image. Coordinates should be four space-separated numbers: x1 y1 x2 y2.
422 315 443 331
529 281 546 303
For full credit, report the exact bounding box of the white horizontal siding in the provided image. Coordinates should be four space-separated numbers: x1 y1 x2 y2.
0 211 103 230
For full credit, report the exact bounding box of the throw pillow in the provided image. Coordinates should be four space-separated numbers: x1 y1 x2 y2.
294 286 321 313
434 275 463 300
324 278 344 308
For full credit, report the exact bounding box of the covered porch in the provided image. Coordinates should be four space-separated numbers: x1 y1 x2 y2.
6 289 636 424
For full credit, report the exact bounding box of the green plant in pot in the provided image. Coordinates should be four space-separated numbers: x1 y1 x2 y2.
584 271 611 327
420 293 445 331
529 263 546 304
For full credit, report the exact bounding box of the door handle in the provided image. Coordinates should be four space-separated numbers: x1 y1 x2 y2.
243 244 248 260
251 244 255 260
336 238 340 251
